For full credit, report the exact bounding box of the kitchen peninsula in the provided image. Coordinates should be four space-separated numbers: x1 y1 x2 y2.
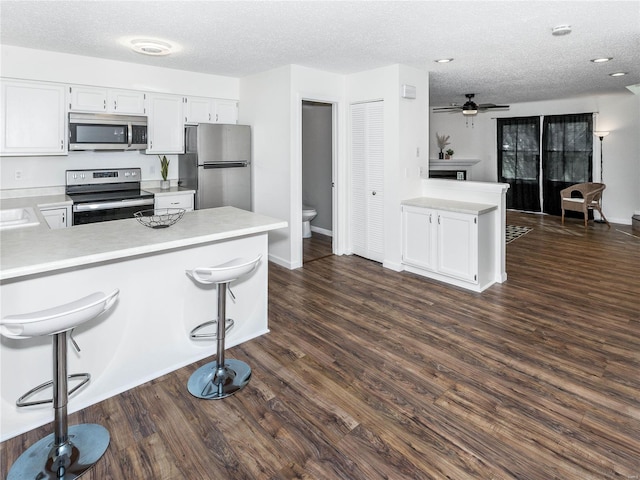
0 206 287 440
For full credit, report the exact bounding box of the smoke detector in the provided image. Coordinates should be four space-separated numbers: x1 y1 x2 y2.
552 25 572 36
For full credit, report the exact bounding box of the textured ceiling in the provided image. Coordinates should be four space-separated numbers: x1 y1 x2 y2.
1 1 638 106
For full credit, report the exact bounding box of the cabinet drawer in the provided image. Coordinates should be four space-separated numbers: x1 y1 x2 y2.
155 194 194 211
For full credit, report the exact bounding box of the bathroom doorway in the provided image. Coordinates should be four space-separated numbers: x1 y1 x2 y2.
302 100 334 263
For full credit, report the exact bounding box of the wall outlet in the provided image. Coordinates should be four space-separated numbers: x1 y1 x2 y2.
14 170 23 180
150 165 156 175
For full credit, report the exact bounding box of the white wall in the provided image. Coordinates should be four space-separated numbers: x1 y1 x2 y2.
0 45 240 192
238 66 293 267
1 45 238 97
347 64 429 270
429 92 640 224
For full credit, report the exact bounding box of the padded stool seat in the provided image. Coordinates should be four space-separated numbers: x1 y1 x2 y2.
186 256 261 400
1 289 118 480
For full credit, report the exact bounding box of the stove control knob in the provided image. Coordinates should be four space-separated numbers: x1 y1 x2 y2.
124 172 130 177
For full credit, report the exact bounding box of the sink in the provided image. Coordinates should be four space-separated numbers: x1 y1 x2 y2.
0 207 40 230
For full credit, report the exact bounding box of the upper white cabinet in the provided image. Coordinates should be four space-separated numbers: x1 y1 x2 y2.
214 99 238 124
401 199 498 292
1 79 66 156
183 96 238 124
147 93 184 154
69 86 146 115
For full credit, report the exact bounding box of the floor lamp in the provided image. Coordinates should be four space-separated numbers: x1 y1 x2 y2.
594 130 610 222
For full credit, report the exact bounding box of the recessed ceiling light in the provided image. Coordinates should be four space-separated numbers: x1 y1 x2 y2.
609 72 628 77
131 39 173 56
590 57 613 63
551 24 572 36
435 58 454 63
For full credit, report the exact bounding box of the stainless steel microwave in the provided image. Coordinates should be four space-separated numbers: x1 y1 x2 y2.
69 112 147 151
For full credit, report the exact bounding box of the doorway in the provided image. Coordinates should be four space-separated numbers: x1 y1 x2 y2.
302 100 334 263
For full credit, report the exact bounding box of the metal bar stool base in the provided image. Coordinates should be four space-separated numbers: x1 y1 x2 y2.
187 358 251 400
7 423 110 480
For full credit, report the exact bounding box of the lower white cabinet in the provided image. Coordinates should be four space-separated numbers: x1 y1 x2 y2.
154 191 194 211
401 200 497 292
40 206 70 229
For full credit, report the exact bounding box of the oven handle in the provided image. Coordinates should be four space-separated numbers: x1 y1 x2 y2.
73 198 154 212
128 122 132 148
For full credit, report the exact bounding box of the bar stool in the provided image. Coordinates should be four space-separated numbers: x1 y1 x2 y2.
186 255 261 400
0 289 119 480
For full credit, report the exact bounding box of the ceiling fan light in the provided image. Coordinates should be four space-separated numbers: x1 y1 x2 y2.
462 109 478 116
131 39 172 56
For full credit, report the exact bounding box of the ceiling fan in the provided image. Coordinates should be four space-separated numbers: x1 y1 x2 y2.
433 94 510 115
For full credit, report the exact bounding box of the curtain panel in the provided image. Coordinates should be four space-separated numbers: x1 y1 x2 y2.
497 117 541 212
542 114 593 216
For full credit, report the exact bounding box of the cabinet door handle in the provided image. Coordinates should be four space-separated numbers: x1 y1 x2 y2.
429 213 432 223
438 215 441 224
372 191 377 195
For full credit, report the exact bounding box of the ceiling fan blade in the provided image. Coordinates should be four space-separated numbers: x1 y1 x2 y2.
433 106 462 111
482 104 510 109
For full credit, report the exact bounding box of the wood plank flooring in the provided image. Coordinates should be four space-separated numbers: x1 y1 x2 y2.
2 212 639 479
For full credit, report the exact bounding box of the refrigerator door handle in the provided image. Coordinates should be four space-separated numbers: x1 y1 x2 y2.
202 162 248 169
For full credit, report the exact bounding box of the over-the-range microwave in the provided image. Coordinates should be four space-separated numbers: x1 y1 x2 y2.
69 112 147 151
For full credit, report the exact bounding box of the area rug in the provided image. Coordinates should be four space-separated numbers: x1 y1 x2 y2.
506 225 533 244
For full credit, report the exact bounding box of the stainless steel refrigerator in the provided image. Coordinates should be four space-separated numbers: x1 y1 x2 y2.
178 124 251 210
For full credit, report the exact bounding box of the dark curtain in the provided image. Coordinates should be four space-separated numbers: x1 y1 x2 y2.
497 117 541 211
542 114 593 216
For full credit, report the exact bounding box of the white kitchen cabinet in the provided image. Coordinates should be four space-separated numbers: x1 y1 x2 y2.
213 99 238 124
108 89 146 115
147 94 184 154
183 96 212 124
1 79 66 156
183 96 238 124
40 205 70 229
154 190 194 211
402 206 437 271
68 86 146 115
401 199 498 292
350 101 384 263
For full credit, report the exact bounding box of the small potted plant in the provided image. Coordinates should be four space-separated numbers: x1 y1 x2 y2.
445 149 454 159
436 133 450 159
158 155 170 189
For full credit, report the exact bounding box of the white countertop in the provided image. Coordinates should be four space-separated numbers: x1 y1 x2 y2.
0 206 287 281
402 197 498 215
144 186 195 196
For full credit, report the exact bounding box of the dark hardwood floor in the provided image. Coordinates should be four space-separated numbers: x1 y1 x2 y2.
303 231 333 263
2 212 639 479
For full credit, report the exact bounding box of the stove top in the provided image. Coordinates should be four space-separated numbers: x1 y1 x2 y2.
65 168 152 203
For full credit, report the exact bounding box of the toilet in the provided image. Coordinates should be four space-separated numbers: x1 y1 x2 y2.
302 205 317 238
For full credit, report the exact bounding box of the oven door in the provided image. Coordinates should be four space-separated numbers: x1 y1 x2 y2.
73 198 154 225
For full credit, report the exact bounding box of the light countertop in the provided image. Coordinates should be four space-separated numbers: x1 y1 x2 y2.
402 197 497 215
0 206 287 281
143 186 195 196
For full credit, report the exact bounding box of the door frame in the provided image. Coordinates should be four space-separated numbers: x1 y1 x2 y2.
295 93 343 267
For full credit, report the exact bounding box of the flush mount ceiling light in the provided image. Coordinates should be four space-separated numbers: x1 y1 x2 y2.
591 57 613 63
131 39 173 56
434 58 454 63
609 72 628 77
551 24 572 36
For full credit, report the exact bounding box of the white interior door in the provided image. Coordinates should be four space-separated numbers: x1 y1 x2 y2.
351 101 384 262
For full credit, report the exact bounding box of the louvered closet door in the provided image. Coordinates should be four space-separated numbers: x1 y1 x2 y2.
351 101 384 262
